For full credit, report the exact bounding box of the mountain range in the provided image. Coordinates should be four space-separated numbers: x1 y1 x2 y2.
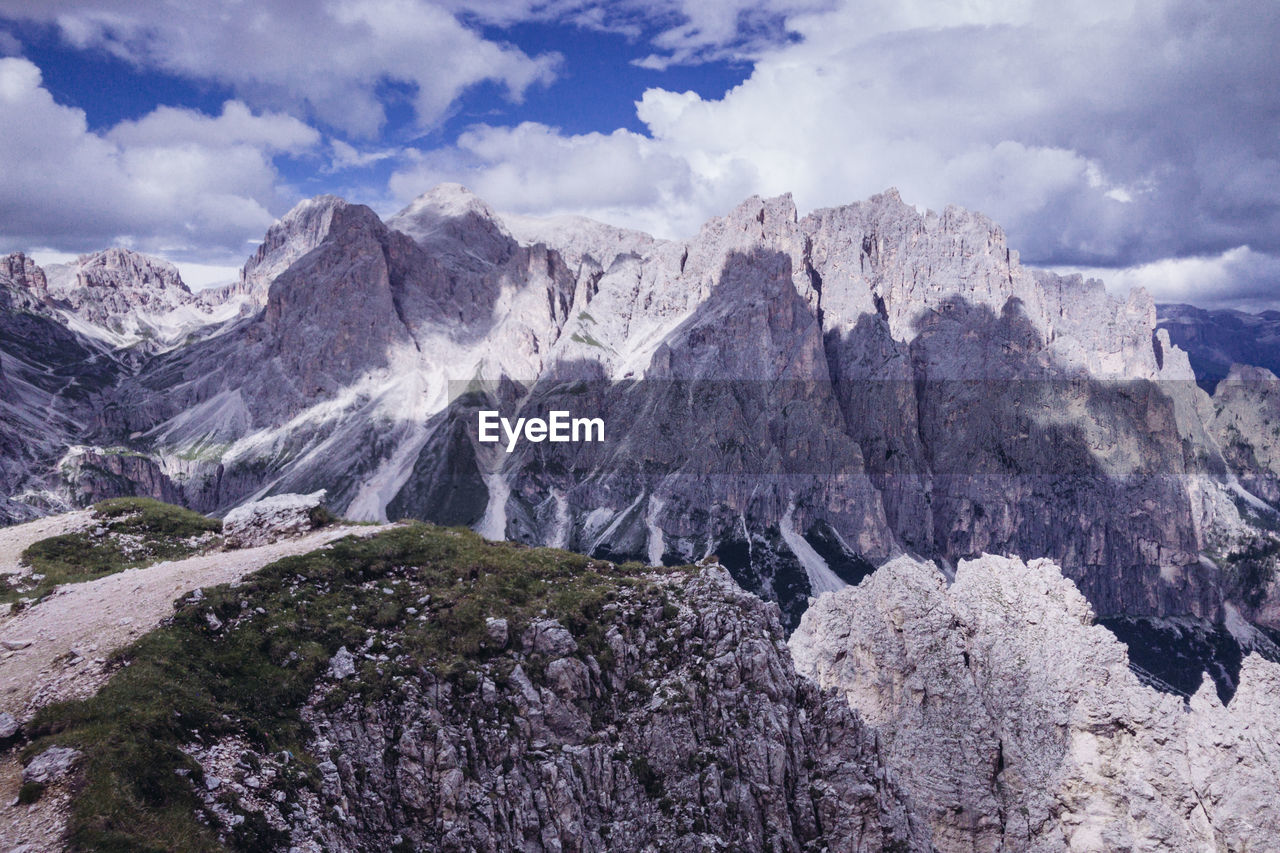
4 184 1280 654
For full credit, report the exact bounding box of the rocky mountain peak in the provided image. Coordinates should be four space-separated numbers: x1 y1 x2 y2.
9 185 1270 643
1 252 49 297
395 182 500 223
237 194 351 304
17 247 254 352
37 248 197 338
61 247 190 297
388 182 515 268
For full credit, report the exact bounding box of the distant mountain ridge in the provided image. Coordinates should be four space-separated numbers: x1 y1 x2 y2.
2 185 1280 638
1157 302 1280 393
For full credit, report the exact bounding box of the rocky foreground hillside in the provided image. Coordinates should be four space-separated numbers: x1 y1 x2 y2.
5 186 1280 640
14 523 926 852
8 511 1280 852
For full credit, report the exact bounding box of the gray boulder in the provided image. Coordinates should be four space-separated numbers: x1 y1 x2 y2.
23 746 83 785
223 490 328 548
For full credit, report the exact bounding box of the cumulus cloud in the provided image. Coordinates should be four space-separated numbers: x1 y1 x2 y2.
1068 248 1280 312
327 139 400 173
389 121 750 237
107 101 318 152
389 0 1280 279
0 0 560 136
0 57 319 262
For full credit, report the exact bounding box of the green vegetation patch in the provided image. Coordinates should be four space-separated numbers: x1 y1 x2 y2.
24 523 683 852
8 498 222 608
174 440 230 462
569 330 607 349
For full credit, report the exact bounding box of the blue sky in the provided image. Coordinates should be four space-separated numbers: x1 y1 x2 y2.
1 1 1278 308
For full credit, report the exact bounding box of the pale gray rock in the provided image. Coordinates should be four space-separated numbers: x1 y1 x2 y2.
791 552 1280 853
0 710 19 738
328 646 357 680
222 490 328 548
0 253 119 523
236 195 348 306
520 617 578 657
23 746 83 785
483 616 508 649
1212 363 1280 504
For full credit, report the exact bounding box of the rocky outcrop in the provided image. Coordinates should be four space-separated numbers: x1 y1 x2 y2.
1211 364 1280 503
790 553 1280 852
192 565 929 852
235 195 348 305
222 490 328 548
22 746 82 786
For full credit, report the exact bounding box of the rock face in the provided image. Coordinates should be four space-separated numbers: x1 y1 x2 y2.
1196 363 1280 629
1211 364 1280 504
193 565 929 852
42 247 248 351
0 710 19 739
790 553 1280 853
0 185 1274 631
0 253 120 524
222 490 328 548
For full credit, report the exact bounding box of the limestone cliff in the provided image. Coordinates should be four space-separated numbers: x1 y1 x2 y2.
790 553 1280 852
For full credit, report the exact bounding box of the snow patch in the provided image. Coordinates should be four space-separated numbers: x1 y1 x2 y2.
589 492 645 555
345 369 445 521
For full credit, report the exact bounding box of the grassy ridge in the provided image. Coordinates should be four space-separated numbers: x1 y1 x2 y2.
7 498 221 608
23 523 670 851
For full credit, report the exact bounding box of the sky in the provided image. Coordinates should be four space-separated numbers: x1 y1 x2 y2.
0 1 1277 308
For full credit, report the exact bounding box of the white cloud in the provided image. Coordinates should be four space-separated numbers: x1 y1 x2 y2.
1064 247 1280 312
389 120 755 238
0 0 560 136
328 139 399 172
172 261 241 291
0 57 320 263
387 0 1280 277
108 101 319 152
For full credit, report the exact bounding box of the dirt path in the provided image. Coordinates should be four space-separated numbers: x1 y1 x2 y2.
0 522 389 852
0 513 93 577
0 523 387 719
